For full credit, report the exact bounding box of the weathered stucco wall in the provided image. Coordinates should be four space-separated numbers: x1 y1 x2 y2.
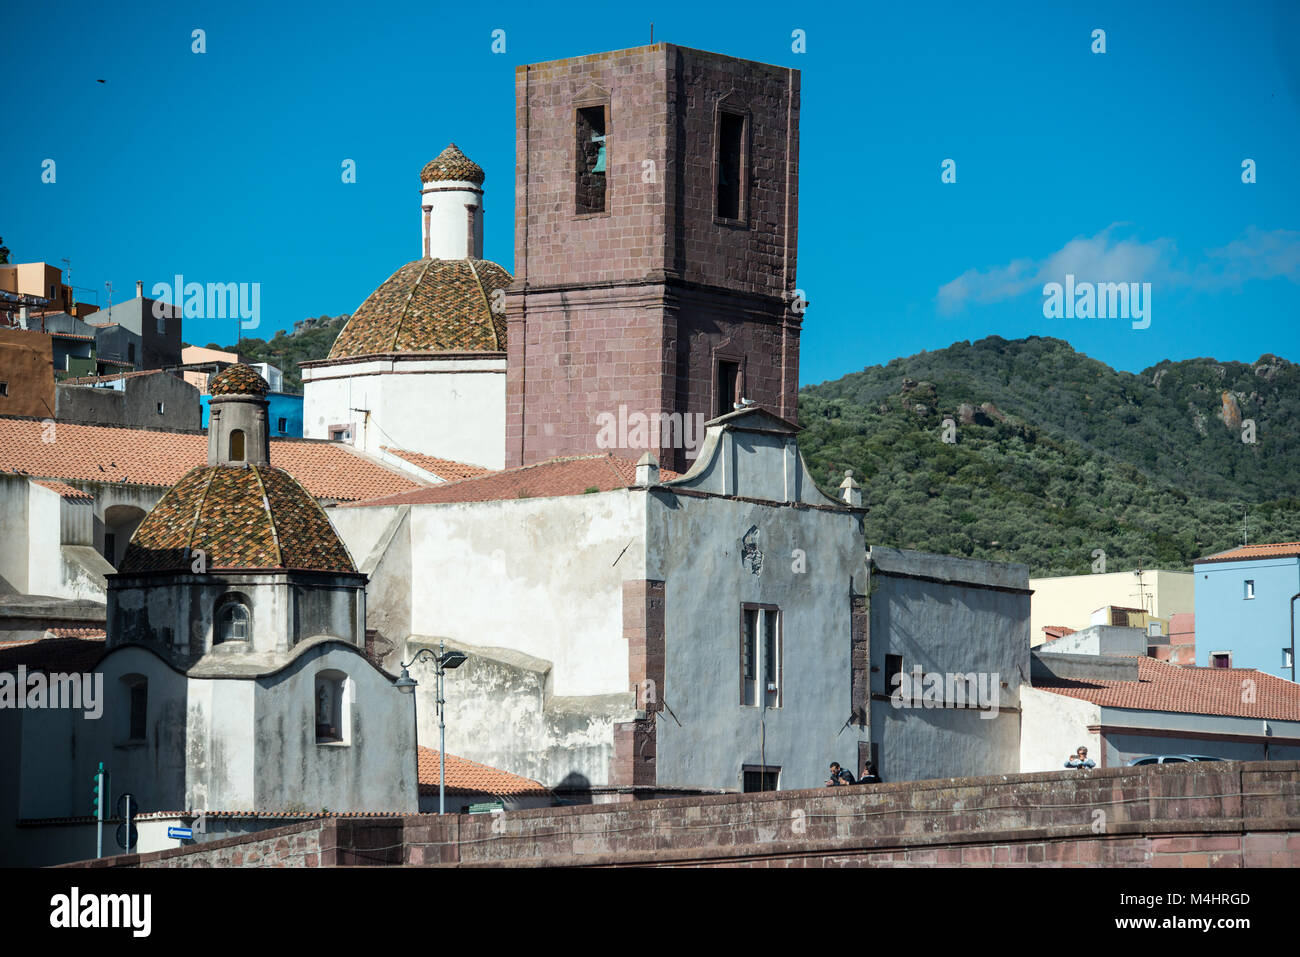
868 548 1030 782
1019 685 1101 772
648 491 869 792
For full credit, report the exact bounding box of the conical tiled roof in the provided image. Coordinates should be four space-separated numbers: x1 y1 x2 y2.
327 258 511 359
119 465 357 574
209 364 269 396
420 144 485 185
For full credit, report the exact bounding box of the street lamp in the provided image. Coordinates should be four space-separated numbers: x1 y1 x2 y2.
396 641 469 814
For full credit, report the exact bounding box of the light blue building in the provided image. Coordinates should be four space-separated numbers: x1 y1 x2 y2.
201 390 303 438
1193 543 1300 681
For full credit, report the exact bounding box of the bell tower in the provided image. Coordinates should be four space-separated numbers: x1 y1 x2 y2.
206 364 271 467
505 44 802 473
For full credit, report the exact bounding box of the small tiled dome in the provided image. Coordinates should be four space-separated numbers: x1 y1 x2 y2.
327 258 512 359
420 144 485 185
119 465 356 574
209 364 269 397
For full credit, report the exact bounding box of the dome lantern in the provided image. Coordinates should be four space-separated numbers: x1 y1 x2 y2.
420 144 486 260
206 364 271 467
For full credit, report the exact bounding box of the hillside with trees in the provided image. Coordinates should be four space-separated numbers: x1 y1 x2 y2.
199 315 347 393
797 336 1300 576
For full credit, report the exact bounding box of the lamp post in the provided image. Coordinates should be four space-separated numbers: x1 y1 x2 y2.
395 641 469 814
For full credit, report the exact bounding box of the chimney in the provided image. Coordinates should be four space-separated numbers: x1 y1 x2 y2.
135 280 143 299
635 451 660 487
839 469 862 507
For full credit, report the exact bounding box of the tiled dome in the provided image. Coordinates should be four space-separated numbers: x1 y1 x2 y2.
119 465 356 574
327 258 512 359
420 143 485 185
209 364 269 397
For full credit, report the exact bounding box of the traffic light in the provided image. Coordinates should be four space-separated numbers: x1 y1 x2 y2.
91 762 104 817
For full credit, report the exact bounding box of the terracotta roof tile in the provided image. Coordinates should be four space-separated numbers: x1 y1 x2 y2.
1037 656 1300 721
208 363 269 396
119 465 357 574
1197 542 1300 564
62 370 181 386
45 627 107 640
419 143 485 185
32 479 93 500
0 417 420 501
0 635 106 673
416 747 550 798
349 453 679 508
381 447 494 481
327 258 511 359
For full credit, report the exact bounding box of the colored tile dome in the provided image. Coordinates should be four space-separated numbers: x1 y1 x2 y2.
119 464 357 574
327 258 512 359
420 143 485 185
209 363 269 396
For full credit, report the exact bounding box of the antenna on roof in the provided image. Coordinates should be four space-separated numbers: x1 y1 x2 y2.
650 22 654 44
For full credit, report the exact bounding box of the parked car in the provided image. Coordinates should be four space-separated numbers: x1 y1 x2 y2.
1126 754 1226 766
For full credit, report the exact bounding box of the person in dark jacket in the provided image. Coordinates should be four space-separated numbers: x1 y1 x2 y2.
826 761 856 786
859 761 882 784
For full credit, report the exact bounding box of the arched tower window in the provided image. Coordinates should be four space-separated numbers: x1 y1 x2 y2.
229 429 245 461
315 670 349 744
215 596 251 643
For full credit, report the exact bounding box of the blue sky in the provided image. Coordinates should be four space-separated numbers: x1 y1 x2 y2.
4 0 1297 386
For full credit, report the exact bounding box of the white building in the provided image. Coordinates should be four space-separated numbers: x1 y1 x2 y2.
301 145 510 470
0 365 417 866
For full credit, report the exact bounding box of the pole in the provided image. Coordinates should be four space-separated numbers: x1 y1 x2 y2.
438 641 446 814
96 765 104 858
1290 593 1298 683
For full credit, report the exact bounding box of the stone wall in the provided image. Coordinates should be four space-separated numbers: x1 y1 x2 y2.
72 761 1300 868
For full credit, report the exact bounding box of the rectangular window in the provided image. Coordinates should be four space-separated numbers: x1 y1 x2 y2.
575 106 607 214
128 683 147 741
717 360 740 418
716 111 745 220
104 532 116 564
0 381 8 397
156 316 166 335
278 417 287 434
885 654 904 694
742 765 780 793
741 605 781 707
1244 580 1255 599
1210 652 1232 669
156 402 165 414
127 343 135 363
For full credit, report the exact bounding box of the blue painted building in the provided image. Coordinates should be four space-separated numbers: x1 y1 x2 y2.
1193 543 1300 681
201 390 303 438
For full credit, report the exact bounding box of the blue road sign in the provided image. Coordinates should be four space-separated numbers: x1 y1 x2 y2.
167 826 193 840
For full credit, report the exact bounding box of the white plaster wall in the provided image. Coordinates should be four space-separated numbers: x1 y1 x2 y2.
1019 685 1101 772
421 180 484 259
649 494 870 792
303 357 505 468
403 492 645 697
0 475 30 593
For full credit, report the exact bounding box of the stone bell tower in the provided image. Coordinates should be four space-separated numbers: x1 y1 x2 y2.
505 44 802 473
206 363 271 466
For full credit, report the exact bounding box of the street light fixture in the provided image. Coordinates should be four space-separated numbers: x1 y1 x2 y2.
396 641 469 814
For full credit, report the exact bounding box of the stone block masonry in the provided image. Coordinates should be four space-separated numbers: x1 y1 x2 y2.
67 762 1300 868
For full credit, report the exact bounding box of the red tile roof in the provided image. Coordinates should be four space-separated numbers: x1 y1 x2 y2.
0 417 421 502
1041 625 1076 640
416 747 550 798
62 370 178 385
381 447 494 481
0 635 106 672
1037 657 1300 721
1197 542 1300 564
31 479 93 500
45 627 106 640
350 453 679 508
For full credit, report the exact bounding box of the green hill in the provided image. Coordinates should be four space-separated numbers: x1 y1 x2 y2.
198 315 347 393
797 336 1300 576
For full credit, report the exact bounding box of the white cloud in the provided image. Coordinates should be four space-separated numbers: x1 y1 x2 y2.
936 224 1300 314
